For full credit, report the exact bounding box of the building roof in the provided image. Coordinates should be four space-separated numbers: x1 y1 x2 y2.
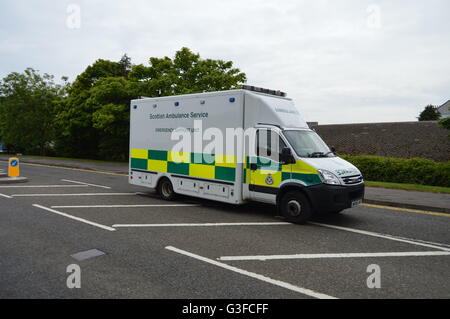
437 100 450 117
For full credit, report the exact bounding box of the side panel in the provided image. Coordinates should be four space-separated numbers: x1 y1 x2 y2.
243 156 322 204
129 92 245 204
243 91 308 130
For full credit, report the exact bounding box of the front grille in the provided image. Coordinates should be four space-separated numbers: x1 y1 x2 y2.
342 174 363 185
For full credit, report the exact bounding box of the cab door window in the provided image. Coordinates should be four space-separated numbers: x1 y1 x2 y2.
256 129 286 163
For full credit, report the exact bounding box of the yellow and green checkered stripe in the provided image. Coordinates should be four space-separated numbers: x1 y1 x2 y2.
243 156 321 187
131 149 236 182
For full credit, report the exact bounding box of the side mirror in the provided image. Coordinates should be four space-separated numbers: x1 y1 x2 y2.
280 147 296 164
330 146 336 154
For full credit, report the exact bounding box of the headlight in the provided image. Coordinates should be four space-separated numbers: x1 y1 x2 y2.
318 169 341 185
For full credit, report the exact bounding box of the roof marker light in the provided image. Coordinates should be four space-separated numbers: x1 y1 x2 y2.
174 102 180 107
229 97 236 103
242 85 287 97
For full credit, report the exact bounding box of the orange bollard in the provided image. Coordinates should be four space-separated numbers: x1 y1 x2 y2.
8 157 20 177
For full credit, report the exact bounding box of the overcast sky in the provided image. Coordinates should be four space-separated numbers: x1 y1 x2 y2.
1 0 449 124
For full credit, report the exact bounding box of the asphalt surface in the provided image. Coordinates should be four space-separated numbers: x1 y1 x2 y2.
365 187 450 213
0 163 449 299
3 155 449 213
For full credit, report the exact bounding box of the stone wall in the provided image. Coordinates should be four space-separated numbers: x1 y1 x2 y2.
311 121 450 162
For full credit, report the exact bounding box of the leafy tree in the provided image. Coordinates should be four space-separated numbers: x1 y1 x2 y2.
118 54 132 77
53 57 130 159
0 68 67 155
90 77 135 160
55 48 246 160
418 105 441 121
439 117 450 129
130 47 246 97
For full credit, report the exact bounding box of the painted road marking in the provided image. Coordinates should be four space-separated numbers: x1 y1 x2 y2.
218 251 450 261
32 204 116 231
0 193 13 199
11 193 136 197
311 222 450 252
113 222 291 228
5 161 127 176
2 160 447 217
61 179 111 189
0 185 89 188
362 203 449 217
51 204 201 209
165 246 336 299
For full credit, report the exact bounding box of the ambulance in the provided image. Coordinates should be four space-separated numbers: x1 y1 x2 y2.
129 85 364 224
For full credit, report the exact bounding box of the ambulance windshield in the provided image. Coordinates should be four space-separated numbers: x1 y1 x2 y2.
283 130 335 158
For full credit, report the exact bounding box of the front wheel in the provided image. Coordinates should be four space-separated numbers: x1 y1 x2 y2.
280 191 312 224
157 177 176 201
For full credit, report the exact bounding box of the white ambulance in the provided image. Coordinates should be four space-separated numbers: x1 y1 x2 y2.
129 86 364 224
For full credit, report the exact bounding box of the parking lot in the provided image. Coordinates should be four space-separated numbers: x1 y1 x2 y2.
1 163 449 299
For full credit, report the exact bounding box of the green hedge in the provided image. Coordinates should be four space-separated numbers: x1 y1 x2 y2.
340 155 450 187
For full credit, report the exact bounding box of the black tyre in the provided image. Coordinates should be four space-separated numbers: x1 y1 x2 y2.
330 209 344 214
280 191 312 224
157 177 176 201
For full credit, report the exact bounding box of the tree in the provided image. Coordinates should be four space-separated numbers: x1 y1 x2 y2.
118 54 132 77
54 48 246 160
418 105 441 121
129 47 246 97
0 68 67 155
53 58 130 159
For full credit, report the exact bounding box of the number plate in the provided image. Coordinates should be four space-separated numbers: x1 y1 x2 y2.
351 199 362 207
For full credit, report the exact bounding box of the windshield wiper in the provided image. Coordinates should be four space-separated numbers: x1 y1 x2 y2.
323 151 335 156
308 152 324 158
308 151 334 158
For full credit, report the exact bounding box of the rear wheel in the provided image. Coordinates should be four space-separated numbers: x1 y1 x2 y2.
157 177 176 201
280 191 312 224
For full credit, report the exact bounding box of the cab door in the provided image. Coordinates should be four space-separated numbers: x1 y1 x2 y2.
248 128 290 203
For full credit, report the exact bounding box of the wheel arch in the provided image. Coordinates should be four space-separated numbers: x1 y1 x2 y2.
155 174 174 194
276 182 313 214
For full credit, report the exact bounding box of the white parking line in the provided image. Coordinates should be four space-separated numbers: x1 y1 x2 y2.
113 222 291 228
0 193 13 199
11 193 136 197
61 179 112 189
32 204 116 231
165 246 336 299
311 222 450 252
218 251 450 261
0 185 89 188
51 204 201 208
